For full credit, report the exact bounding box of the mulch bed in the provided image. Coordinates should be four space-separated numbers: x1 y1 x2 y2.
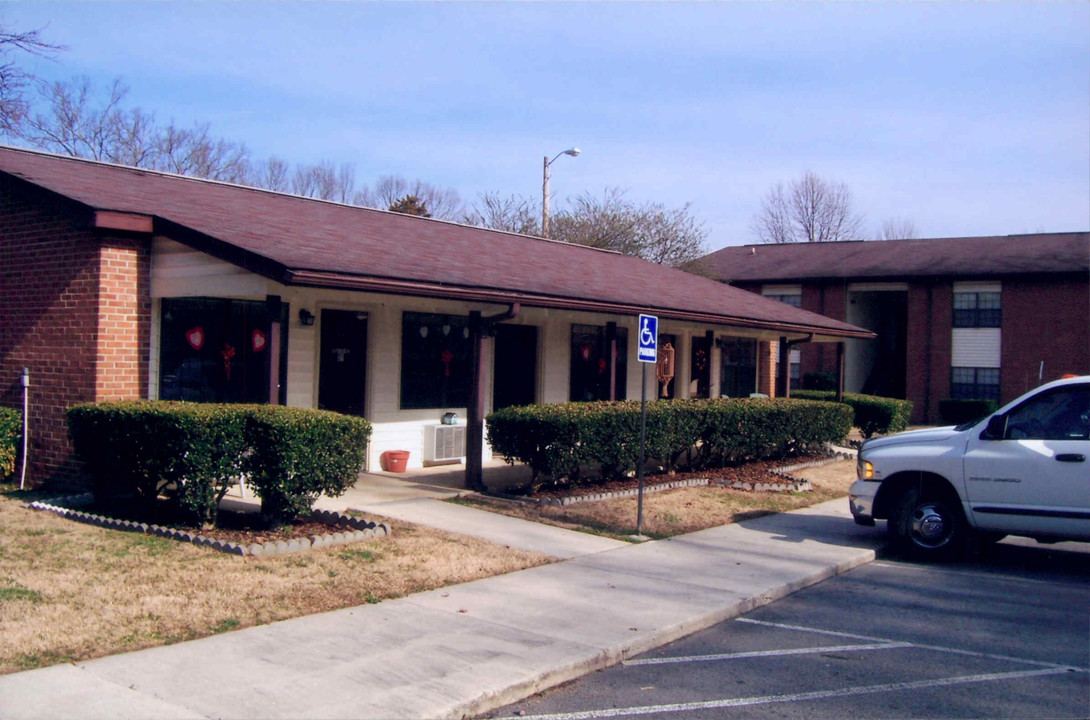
509 454 829 500
81 498 345 545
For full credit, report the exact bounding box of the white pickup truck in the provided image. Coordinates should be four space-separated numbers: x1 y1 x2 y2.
850 375 1090 559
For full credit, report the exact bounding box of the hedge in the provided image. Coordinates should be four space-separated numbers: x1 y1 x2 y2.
0 407 20 482
791 390 913 438
67 402 370 525
938 399 998 426
486 397 852 484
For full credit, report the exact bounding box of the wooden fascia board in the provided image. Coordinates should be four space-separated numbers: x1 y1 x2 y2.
285 269 875 341
93 210 154 234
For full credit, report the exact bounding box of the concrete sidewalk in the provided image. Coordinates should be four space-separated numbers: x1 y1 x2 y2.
0 496 883 720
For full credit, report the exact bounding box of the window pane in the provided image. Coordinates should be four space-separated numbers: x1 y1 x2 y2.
569 324 628 402
953 293 978 310
400 312 471 409
1007 387 1090 440
160 298 271 403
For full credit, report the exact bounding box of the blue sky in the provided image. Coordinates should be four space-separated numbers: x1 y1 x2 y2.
3 1 1088 251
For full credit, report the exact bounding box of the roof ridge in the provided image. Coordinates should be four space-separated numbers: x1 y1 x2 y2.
0 142 626 258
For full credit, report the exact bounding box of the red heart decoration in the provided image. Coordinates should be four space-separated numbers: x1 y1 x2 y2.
186 327 205 350
252 329 267 352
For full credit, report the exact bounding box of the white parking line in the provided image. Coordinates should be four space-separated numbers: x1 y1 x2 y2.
501 667 1079 720
624 641 912 667
737 618 1082 670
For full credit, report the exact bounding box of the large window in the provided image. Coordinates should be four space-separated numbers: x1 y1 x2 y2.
953 291 1001 328
719 337 757 398
401 312 472 410
159 298 276 403
570 324 628 402
951 367 1000 402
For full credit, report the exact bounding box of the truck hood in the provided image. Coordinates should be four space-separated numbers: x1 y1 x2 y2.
862 426 962 451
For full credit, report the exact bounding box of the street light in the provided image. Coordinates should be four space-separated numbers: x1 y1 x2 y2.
542 147 580 238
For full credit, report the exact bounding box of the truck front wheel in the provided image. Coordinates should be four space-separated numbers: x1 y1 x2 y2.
889 486 966 560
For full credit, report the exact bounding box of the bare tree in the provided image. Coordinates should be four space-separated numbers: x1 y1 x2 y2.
290 161 356 202
19 76 252 182
463 192 541 235
880 217 918 240
752 171 865 243
249 156 292 192
356 175 463 219
552 188 709 268
0 23 63 135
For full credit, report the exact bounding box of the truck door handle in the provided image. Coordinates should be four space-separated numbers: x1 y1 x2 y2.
1056 454 1085 463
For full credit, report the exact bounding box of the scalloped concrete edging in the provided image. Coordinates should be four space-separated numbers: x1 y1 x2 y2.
491 448 857 505
25 494 390 557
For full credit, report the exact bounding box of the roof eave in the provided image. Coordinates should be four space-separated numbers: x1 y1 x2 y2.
285 269 875 341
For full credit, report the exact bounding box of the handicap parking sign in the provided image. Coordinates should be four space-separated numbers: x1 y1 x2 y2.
638 314 658 363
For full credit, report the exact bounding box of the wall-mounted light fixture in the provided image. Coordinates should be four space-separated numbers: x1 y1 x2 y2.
299 308 316 326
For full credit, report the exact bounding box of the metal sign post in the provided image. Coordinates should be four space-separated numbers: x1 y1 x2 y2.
636 314 658 537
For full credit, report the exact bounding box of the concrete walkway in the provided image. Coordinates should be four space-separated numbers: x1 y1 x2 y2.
0 481 883 720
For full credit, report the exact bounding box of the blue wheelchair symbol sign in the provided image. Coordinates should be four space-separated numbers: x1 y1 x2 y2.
638 314 658 363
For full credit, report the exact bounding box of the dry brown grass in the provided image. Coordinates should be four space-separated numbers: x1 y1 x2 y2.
459 460 858 540
0 460 856 676
0 486 551 676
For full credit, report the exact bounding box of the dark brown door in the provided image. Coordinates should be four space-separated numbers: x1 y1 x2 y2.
318 309 368 417
493 324 538 410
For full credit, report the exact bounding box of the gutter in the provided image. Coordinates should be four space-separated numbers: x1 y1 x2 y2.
285 270 875 341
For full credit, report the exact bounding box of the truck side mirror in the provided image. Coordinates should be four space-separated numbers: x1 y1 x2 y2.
981 414 1008 440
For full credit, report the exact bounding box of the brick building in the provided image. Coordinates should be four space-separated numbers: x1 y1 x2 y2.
1 146 871 488
702 233 1090 423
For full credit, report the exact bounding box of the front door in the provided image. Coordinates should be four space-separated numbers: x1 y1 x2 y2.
318 309 368 417
493 324 537 410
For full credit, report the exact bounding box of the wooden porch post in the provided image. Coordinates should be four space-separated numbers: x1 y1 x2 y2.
778 337 790 398
465 311 487 492
836 341 845 403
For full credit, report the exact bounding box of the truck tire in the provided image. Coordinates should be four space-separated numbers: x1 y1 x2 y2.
889 486 966 560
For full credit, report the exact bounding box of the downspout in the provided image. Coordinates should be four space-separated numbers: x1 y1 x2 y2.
19 368 29 490
466 303 521 491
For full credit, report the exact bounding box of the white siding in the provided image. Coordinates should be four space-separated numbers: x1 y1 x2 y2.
952 328 1001 368
148 238 795 475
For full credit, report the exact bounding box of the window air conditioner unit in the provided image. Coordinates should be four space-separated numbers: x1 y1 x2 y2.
424 423 466 463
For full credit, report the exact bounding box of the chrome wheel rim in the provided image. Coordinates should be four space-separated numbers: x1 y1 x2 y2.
909 503 951 549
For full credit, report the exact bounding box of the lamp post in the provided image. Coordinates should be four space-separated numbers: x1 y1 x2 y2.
542 147 580 238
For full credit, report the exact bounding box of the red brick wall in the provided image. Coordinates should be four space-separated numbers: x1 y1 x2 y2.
0 177 150 488
95 240 151 401
1001 276 1090 400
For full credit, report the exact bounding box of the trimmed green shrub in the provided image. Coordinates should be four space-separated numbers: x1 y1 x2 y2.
0 407 21 482
243 407 370 524
67 402 249 524
791 390 913 438
487 397 852 484
68 402 370 525
938 399 998 426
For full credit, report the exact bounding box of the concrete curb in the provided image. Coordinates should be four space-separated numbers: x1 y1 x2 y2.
446 545 877 720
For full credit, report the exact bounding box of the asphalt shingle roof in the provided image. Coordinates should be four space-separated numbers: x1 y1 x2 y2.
703 233 1090 284
1 145 871 339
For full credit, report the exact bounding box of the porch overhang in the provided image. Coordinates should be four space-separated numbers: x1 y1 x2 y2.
284 269 875 343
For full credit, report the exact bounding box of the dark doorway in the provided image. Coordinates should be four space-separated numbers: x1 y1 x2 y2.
494 324 538 410
720 337 757 398
847 291 908 399
690 335 713 398
318 309 368 417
